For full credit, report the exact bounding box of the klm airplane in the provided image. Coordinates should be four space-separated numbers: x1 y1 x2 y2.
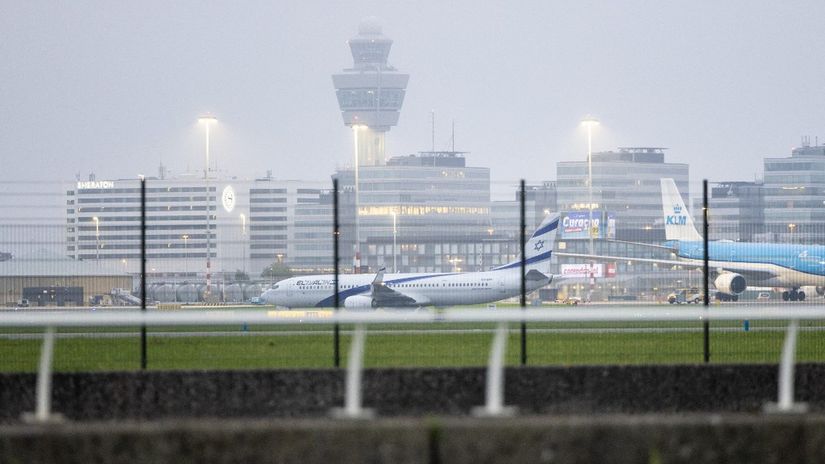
561 179 825 301
659 178 825 301
261 214 559 308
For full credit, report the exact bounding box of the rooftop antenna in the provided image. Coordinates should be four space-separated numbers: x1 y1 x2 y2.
431 110 435 152
451 119 455 152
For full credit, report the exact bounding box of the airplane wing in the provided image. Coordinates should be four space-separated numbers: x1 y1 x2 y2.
555 252 782 281
555 252 690 268
369 267 420 306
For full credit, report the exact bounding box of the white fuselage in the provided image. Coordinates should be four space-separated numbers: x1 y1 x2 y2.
262 268 550 308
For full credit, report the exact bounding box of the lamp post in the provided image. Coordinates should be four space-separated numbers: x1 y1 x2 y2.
92 216 100 260
352 124 366 273
788 223 797 243
274 253 284 285
240 213 247 274
581 116 599 301
198 115 217 298
182 234 189 278
391 210 397 273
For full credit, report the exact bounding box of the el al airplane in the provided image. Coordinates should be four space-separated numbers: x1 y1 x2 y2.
559 178 825 302
261 214 560 309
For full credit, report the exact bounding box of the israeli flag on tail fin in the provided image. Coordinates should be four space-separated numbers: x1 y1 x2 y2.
493 213 560 274
661 178 703 242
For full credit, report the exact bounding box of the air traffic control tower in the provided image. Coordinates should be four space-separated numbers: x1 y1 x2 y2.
332 19 409 166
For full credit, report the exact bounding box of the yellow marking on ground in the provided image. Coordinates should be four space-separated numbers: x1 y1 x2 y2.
267 310 334 319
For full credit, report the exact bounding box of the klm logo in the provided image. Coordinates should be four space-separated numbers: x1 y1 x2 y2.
667 204 687 225
666 215 688 225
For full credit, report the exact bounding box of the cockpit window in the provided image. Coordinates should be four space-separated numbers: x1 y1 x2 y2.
273 285 279 290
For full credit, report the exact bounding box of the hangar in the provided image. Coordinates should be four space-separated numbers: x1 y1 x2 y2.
0 250 133 307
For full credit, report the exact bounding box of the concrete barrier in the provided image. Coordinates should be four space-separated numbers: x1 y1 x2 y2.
1 415 824 463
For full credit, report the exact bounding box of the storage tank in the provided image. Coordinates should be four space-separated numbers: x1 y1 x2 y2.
243 283 263 300
154 283 177 302
176 283 199 303
224 283 244 303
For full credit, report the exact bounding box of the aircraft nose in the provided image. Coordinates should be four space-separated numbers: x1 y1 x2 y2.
262 289 277 304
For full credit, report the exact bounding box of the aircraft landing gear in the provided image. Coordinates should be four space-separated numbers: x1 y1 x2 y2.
715 293 739 302
782 288 806 302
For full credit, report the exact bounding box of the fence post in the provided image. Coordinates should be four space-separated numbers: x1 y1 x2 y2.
702 179 710 363
519 179 527 366
331 323 373 418
140 176 147 370
764 319 808 413
333 178 341 368
22 326 61 423
473 322 517 417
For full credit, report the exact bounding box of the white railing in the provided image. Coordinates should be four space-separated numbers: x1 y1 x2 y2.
3 305 819 421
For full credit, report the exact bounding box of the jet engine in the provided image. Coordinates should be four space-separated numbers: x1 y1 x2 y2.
714 273 746 295
344 295 378 309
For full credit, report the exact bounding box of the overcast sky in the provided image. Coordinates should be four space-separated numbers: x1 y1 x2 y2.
2 0 825 185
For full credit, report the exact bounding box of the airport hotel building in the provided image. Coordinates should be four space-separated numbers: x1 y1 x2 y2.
65 174 326 281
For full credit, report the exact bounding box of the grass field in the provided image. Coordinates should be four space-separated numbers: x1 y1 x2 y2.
2 319 825 372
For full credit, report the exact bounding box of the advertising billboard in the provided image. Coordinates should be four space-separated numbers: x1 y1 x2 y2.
559 263 617 279
561 211 616 239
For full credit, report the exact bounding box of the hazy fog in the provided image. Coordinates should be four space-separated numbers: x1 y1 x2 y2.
2 0 824 184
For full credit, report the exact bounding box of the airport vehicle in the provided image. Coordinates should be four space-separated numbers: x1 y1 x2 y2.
559 178 825 302
261 214 560 308
666 288 702 304
556 296 581 305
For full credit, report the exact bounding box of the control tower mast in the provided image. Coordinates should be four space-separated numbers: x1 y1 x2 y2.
332 18 409 166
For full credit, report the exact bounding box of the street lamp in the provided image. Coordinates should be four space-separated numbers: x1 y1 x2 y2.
240 213 247 274
390 210 397 273
352 124 367 273
581 115 599 301
182 234 189 278
199 115 217 298
92 216 100 260
274 253 284 285
788 223 797 242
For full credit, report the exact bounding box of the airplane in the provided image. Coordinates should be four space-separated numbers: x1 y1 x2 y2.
261 213 560 308
558 178 825 302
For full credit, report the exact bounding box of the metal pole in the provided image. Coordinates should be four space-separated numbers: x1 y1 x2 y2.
472 321 515 417
205 122 212 300
520 180 527 366
777 320 800 410
587 122 594 302
140 177 147 370
333 179 341 368
353 127 360 273
703 179 710 363
392 211 397 273
33 326 56 422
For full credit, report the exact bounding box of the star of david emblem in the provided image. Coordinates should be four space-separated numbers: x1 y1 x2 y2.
533 240 545 251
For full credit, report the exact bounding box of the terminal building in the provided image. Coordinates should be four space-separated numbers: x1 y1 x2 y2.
555 147 691 300
761 139 825 243
65 173 331 300
332 151 494 274
697 181 765 242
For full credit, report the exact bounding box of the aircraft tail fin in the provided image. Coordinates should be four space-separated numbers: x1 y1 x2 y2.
660 178 703 242
493 213 560 274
